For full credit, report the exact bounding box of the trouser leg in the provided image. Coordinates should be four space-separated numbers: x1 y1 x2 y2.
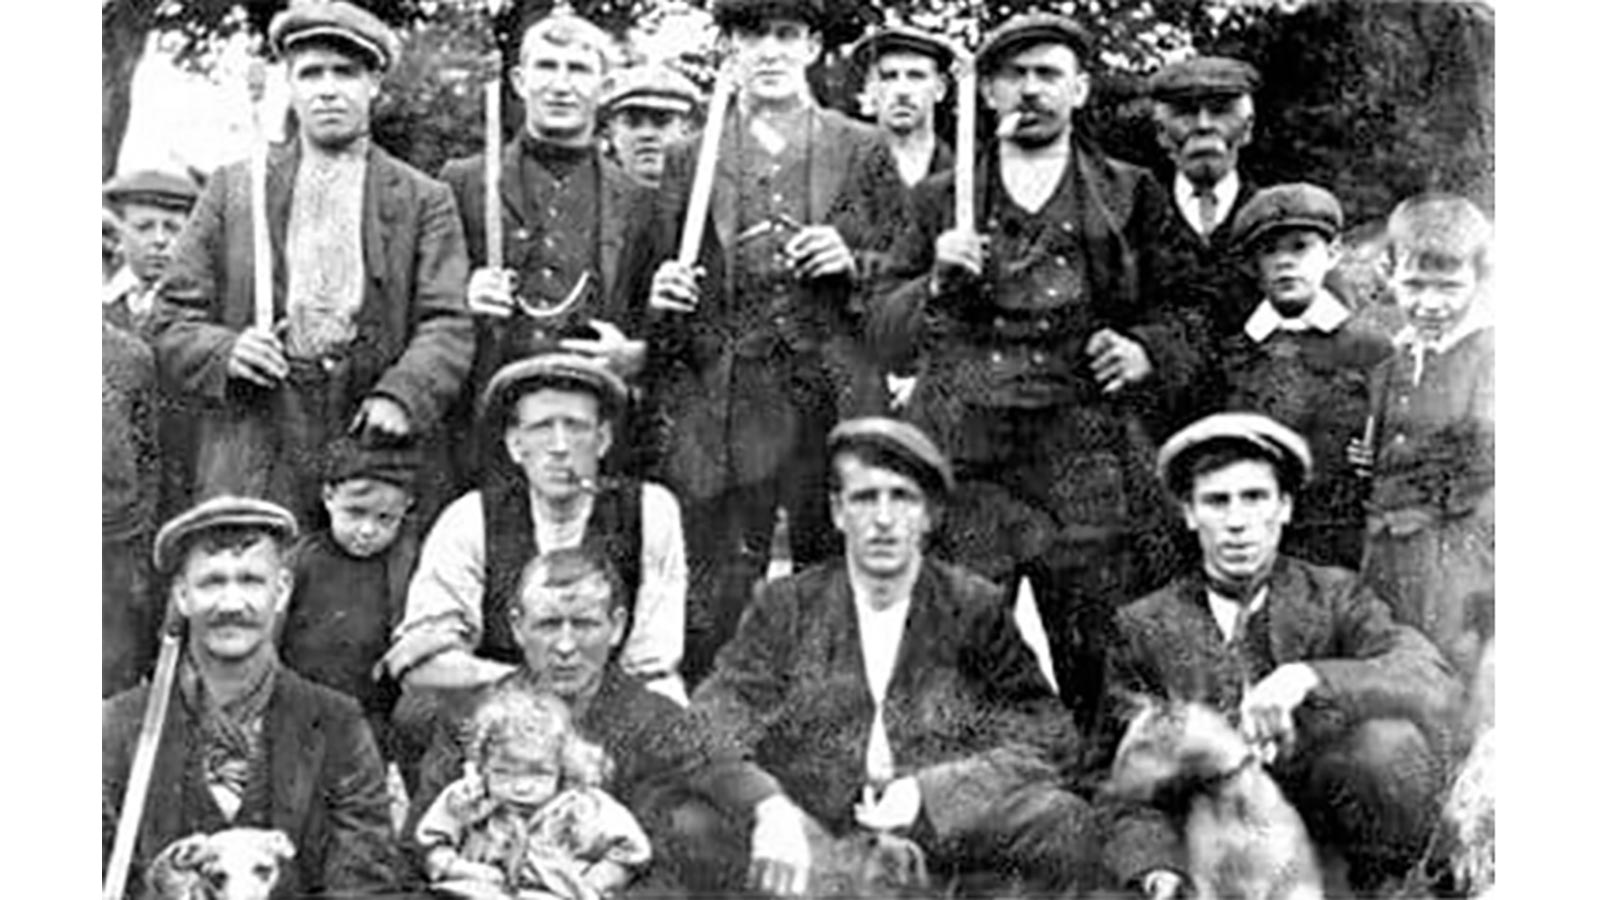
681 480 777 688
935 781 1104 893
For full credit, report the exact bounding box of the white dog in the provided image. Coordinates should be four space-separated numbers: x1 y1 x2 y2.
142 828 295 900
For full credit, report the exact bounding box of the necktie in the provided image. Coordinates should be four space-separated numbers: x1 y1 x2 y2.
1196 187 1220 239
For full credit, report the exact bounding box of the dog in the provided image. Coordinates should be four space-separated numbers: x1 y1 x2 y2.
1104 700 1322 900
142 828 295 900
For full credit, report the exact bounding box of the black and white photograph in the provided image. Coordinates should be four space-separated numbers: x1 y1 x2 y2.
97 1 1499 897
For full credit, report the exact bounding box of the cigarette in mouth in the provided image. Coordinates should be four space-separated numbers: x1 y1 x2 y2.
996 112 1023 139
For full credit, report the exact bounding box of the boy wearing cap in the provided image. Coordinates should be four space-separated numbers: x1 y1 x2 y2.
102 169 200 335
154 0 474 528
1096 413 1457 898
104 496 403 897
1356 194 1494 678
1219 183 1392 569
645 0 908 685
694 416 1100 896
279 438 421 760
601 62 703 187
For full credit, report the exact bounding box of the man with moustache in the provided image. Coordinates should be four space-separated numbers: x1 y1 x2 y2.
645 0 907 685
851 24 956 189
154 0 475 528
440 10 659 485
600 62 703 187
1147 56 1266 424
873 13 1200 727
103 497 402 897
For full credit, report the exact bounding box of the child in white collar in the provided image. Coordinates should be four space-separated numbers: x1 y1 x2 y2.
1219 183 1392 569
1352 193 1493 678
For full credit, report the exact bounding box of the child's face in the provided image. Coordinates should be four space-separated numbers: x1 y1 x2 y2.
1255 228 1339 315
1390 252 1481 341
322 478 411 558
483 741 560 810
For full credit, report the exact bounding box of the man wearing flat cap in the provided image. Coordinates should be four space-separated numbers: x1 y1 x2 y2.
874 11 1199 728
154 0 475 529
851 24 956 189
645 0 908 686
1092 412 1459 898
102 169 200 335
693 416 1102 896
386 353 687 707
1147 55 1268 421
103 496 403 897
440 9 662 491
601 62 703 187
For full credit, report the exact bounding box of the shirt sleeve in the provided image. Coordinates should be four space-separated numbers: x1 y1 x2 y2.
384 492 488 678
414 778 475 853
585 788 653 869
616 483 687 705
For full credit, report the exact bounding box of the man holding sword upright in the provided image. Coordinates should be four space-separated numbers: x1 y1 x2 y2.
873 12 1204 729
153 0 475 529
644 0 908 686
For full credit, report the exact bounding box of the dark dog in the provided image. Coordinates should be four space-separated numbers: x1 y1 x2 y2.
1105 700 1322 900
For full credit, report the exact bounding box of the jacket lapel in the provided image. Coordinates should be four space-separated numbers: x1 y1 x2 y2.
266 143 299 316
269 673 325 839
501 135 533 234
598 160 628 304
1264 561 1331 667
362 147 402 292
806 108 850 222
709 115 740 264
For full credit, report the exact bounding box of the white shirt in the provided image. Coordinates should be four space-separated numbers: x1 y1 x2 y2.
1207 585 1268 644
852 576 913 786
1242 289 1352 343
102 265 154 317
1175 170 1242 237
388 483 688 705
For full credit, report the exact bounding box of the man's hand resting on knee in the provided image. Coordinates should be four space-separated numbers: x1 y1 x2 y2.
749 794 811 896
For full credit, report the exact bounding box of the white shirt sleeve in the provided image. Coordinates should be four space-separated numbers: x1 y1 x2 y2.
617 482 688 706
383 491 488 677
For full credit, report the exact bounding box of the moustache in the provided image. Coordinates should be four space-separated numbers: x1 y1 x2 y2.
202 612 265 630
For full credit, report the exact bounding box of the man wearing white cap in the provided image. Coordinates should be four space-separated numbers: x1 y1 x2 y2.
1094 412 1458 898
600 62 703 187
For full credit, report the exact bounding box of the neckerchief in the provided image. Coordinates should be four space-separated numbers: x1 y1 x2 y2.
177 649 279 820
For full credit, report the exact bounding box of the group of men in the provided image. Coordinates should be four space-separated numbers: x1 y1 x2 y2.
104 0 1492 898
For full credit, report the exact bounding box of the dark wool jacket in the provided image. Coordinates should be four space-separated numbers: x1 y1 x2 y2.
102 666 403 898
152 142 475 503
640 106 908 500
1093 556 1461 884
871 138 1205 435
692 559 1081 840
103 322 160 543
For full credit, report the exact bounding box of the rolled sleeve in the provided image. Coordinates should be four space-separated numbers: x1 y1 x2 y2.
385 492 488 678
619 483 688 705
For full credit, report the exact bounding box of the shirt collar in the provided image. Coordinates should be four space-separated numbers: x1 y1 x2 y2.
1242 288 1351 343
102 265 143 306
1396 302 1493 355
1175 170 1241 224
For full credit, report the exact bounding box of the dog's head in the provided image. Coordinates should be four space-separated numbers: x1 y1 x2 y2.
1104 700 1254 802
143 828 294 900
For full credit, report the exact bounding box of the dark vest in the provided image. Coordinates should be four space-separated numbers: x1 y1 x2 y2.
479 473 643 663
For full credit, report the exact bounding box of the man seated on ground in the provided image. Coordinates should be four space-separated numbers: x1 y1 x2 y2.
1096 412 1461 899
103 496 402 897
692 416 1102 896
408 546 791 894
385 353 687 706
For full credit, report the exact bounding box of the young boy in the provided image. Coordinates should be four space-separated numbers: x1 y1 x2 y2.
279 437 421 758
1355 193 1493 678
1218 183 1392 569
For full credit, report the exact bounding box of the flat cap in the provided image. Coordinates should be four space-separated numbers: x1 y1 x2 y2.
712 0 827 30
828 416 955 498
102 169 200 212
269 0 401 72
1148 56 1261 101
1232 182 1344 251
323 436 421 491
479 352 630 427
849 24 956 72
975 12 1092 74
154 496 299 574
601 64 703 117
1156 412 1313 498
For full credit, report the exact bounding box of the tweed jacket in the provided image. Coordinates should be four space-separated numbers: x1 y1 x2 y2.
1094 556 1461 883
152 141 474 481
871 138 1203 430
692 558 1080 840
641 105 908 499
102 666 403 898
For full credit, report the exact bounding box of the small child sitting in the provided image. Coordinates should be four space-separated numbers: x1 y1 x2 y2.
1219 183 1392 569
1353 193 1493 678
416 689 650 900
279 437 420 759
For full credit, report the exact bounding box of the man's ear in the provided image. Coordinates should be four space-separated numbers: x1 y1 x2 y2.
829 491 846 535
1181 501 1199 533
1068 70 1091 111
932 73 950 105
273 566 294 617
804 31 823 67
607 605 628 649
597 420 614 459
